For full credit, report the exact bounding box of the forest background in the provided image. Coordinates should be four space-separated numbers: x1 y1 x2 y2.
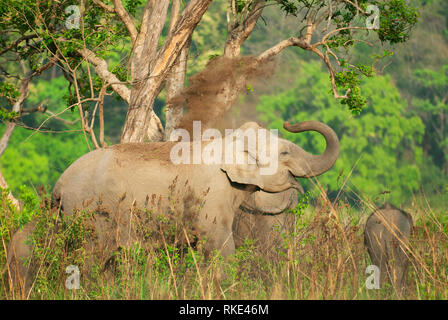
0 0 447 208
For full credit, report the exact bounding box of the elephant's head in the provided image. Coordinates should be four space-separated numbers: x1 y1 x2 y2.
220 120 340 194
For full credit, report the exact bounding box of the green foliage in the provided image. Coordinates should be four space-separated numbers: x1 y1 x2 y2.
273 0 302 15
124 0 143 16
15 185 39 227
153 244 181 277
277 191 312 251
0 0 132 107
111 64 128 83
409 65 448 190
257 60 424 202
235 0 249 13
375 0 419 44
223 239 269 297
27 76 74 120
0 82 19 102
414 66 448 96
188 1 228 75
30 207 94 295
272 0 418 113
288 191 310 220
0 126 89 194
0 82 20 121
0 108 18 122
0 76 90 194
153 243 197 279
0 184 39 252
334 69 369 115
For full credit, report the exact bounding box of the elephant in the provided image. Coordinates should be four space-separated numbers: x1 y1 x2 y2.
232 188 298 254
4 221 36 296
364 203 413 295
5 120 339 290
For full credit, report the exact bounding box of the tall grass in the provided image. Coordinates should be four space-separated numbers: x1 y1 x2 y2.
0 186 447 300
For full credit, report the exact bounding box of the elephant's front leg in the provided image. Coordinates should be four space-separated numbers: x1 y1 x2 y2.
198 204 235 258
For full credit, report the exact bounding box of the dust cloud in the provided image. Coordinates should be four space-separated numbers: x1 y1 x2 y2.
170 55 276 137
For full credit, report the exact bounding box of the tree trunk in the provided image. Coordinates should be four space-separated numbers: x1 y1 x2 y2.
0 75 31 157
122 80 165 142
120 0 213 143
0 168 21 211
165 37 191 140
0 72 31 212
0 124 17 158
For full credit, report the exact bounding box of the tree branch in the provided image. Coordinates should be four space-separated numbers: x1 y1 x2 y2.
131 0 170 81
44 110 80 126
164 0 189 140
98 83 107 147
224 1 266 58
256 37 310 62
113 0 138 44
0 34 38 57
20 101 47 115
311 46 350 100
0 56 50 157
78 48 131 103
304 13 314 45
168 0 181 33
342 0 366 15
314 26 370 48
92 0 114 13
152 0 213 77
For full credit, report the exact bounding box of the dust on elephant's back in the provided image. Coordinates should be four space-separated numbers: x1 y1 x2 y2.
54 144 178 214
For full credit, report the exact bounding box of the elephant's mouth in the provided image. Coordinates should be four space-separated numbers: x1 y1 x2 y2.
288 170 304 194
238 204 287 216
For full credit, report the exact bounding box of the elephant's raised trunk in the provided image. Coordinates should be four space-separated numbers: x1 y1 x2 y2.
284 121 340 178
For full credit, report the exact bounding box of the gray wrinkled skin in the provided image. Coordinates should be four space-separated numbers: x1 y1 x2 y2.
364 203 413 295
233 188 297 254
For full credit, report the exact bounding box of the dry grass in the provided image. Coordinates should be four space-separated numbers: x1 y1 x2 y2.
0 187 447 300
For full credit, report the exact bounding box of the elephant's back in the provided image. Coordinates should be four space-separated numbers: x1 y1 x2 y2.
54 147 112 186
109 141 177 163
53 148 115 211
55 141 176 189
364 204 412 244
53 143 186 214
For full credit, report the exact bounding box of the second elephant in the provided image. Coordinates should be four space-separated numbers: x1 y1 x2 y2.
364 203 413 295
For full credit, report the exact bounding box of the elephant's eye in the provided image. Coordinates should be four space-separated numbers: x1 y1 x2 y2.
280 151 289 156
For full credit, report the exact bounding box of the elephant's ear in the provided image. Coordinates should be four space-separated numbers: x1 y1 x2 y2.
241 188 298 214
220 153 264 189
220 122 265 189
